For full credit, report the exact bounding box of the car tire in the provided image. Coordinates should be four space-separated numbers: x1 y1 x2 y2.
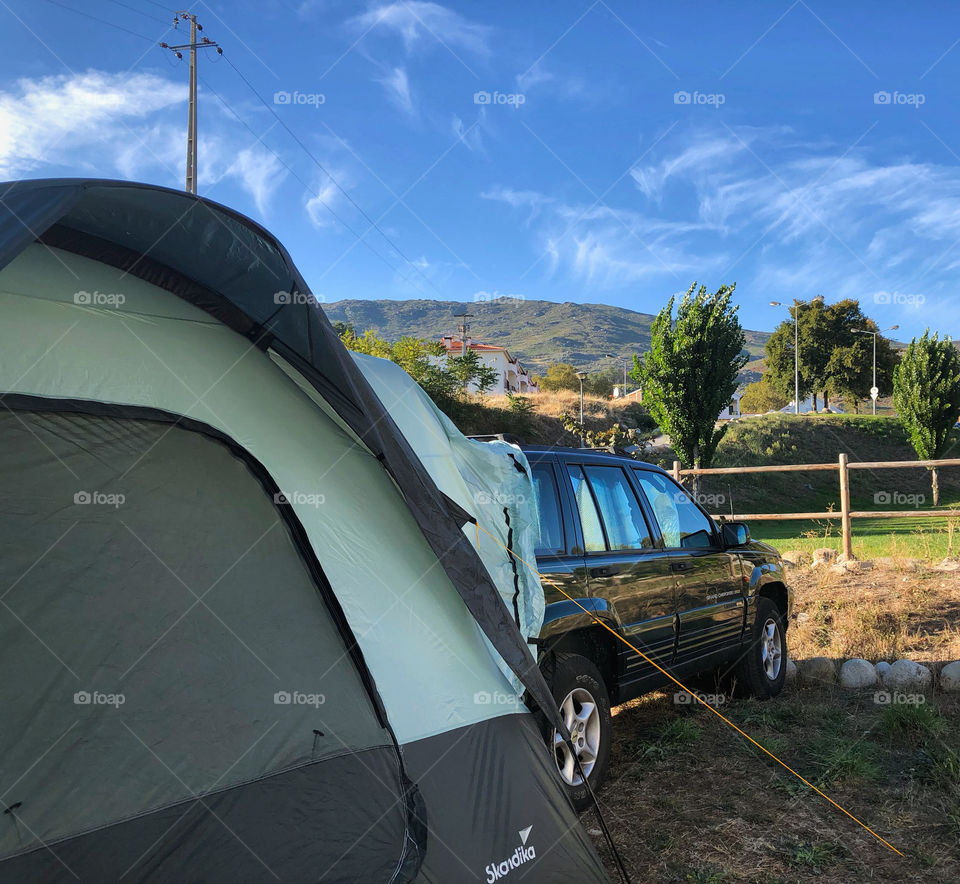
539 652 612 811
735 597 787 699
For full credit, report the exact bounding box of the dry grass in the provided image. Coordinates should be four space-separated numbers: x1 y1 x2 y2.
584 688 960 882
789 567 960 665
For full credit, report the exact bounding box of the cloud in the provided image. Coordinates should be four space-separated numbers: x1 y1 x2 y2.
224 147 287 215
378 66 414 114
305 170 347 229
350 1 491 55
452 111 485 153
0 70 182 178
0 69 289 215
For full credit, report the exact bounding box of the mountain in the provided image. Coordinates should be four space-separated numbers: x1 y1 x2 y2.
323 298 771 374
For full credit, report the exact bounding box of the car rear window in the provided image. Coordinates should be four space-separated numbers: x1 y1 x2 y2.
531 462 565 555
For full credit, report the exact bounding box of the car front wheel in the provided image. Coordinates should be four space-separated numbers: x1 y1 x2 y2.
736 597 787 699
539 652 612 811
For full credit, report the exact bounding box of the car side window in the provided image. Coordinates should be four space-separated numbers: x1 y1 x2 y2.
582 465 653 551
531 463 565 555
632 470 717 550
566 465 606 553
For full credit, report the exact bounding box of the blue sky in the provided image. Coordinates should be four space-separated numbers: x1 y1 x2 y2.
2 1 959 338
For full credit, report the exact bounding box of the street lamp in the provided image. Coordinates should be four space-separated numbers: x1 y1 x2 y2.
576 371 588 446
605 353 628 397
770 296 823 415
853 325 899 415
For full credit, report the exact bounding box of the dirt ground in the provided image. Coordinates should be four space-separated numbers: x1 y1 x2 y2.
580 565 960 883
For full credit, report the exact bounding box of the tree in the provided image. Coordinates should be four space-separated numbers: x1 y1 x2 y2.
633 282 747 474
893 331 960 505
536 362 581 393
765 298 898 411
739 375 788 413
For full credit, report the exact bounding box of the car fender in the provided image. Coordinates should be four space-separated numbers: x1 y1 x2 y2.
540 597 620 641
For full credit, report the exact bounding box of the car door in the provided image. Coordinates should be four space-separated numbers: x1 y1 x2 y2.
565 461 677 697
530 458 590 638
631 469 745 670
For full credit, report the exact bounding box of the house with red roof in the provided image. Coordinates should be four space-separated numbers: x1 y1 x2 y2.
439 335 540 394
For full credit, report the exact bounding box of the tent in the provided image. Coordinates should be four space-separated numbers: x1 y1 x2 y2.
0 179 609 882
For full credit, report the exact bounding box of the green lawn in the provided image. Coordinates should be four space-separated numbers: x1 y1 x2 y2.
752 514 960 561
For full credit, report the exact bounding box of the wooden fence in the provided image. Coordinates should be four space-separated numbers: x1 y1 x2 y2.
670 455 960 559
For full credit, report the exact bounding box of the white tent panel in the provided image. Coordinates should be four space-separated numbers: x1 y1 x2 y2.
0 244 521 744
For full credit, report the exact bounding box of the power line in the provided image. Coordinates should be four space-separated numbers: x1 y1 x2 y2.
102 0 168 25
41 0 160 41
219 52 448 299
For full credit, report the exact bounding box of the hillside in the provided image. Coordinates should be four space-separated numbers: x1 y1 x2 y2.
324 298 771 373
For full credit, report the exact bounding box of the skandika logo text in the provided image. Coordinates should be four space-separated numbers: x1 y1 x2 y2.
485 826 536 882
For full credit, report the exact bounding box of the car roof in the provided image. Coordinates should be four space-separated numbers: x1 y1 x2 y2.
519 444 670 475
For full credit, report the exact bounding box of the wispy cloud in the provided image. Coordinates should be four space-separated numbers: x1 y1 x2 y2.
350 1 492 56
378 66 414 114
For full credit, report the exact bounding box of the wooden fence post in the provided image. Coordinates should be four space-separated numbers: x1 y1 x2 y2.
838 452 853 560
672 460 681 483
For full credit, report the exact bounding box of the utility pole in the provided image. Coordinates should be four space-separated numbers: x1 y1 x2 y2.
453 310 474 356
162 12 221 194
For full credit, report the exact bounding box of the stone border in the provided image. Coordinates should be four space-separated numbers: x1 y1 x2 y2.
786 656 960 692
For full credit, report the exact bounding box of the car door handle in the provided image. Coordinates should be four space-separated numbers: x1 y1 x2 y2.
670 561 691 572
589 566 613 577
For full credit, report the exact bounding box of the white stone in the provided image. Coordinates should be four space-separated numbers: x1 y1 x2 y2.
800 656 837 683
939 661 960 692
812 548 838 567
796 612 811 624
884 659 932 690
780 549 808 567
785 657 798 683
839 658 877 689
875 661 891 683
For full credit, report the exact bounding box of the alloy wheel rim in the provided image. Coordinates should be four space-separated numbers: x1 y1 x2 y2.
761 617 783 680
552 687 601 786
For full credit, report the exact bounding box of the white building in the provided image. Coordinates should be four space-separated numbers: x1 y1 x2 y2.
439 335 540 394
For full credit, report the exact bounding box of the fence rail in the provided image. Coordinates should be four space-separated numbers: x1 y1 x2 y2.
670 456 960 558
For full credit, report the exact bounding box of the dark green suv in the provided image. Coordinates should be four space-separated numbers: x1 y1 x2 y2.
525 446 792 809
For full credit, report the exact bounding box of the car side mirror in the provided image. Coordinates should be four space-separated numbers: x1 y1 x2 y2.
722 522 750 547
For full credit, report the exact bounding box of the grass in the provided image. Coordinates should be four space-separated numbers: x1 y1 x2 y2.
752 515 960 562
584 688 960 883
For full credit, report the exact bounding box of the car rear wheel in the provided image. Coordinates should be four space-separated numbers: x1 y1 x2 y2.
735 597 787 699
539 652 611 811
